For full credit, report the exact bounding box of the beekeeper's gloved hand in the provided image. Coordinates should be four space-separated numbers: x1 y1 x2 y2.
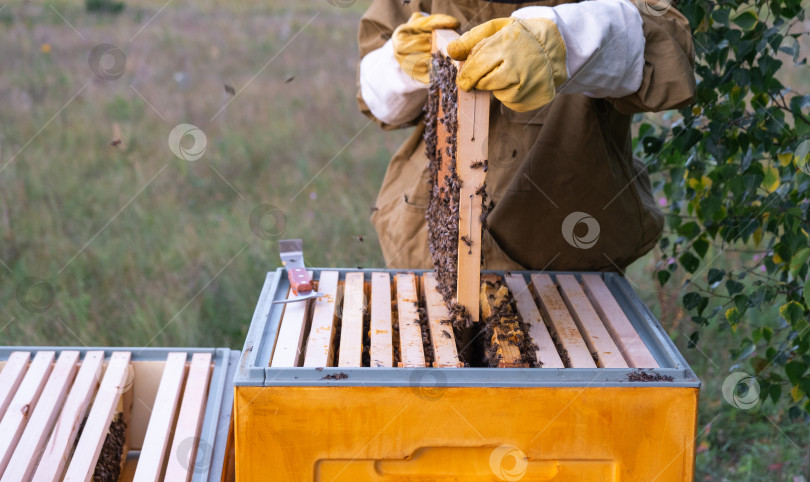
448 17 566 112
447 0 646 112
393 13 461 83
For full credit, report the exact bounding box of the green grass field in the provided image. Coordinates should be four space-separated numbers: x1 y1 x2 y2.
0 0 807 479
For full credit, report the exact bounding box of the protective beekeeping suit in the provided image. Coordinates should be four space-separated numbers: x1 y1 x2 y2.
358 0 695 271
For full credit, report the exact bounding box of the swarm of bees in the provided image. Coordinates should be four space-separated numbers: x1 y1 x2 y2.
417 306 435 364
480 277 539 368
424 53 460 302
423 52 480 329
93 414 127 481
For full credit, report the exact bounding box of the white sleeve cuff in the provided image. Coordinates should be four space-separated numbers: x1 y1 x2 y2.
512 0 645 98
359 39 428 126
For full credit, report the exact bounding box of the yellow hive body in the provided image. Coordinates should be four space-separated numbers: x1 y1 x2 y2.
234 386 697 481
233 269 701 482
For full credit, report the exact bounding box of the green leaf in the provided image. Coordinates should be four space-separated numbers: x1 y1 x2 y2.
762 326 772 342
707 268 724 285
711 8 730 26
657 270 671 286
691 316 708 326
726 279 744 296
726 306 742 324
800 378 810 399
683 292 705 311
693 237 709 258
680 2 706 30
770 383 782 403
790 247 810 277
677 222 701 240
786 361 807 385
761 165 780 193
680 252 700 273
780 301 805 324
699 196 724 221
734 294 749 312
790 95 810 120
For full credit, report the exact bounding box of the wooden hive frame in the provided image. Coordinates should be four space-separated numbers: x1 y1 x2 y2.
0 350 221 482
427 29 490 324
267 270 659 369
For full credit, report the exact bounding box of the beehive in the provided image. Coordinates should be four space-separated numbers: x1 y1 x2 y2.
0 347 238 482
233 268 700 481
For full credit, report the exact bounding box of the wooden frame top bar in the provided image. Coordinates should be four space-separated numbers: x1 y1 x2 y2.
396 273 427 368
431 29 490 323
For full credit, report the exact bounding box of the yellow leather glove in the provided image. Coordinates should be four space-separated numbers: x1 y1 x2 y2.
447 17 567 112
393 13 461 83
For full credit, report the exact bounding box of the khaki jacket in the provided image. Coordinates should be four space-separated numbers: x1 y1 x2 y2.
358 0 696 270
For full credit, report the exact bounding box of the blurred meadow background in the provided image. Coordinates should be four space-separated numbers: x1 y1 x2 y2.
0 0 808 478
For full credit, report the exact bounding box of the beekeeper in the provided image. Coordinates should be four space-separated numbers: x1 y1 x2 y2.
358 0 695 271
